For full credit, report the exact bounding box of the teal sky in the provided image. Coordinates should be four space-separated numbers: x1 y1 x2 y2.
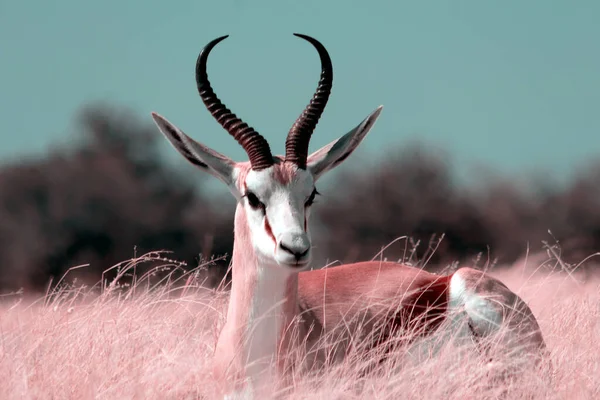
1 1 599 185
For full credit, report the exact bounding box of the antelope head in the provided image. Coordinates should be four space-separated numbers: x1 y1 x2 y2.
151 34 382 271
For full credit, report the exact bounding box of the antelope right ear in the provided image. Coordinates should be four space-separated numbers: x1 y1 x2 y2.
151 112 236 188
307 106 383 181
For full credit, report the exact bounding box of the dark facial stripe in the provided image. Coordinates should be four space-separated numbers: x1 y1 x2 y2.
264 217 276 245
243 178 276 244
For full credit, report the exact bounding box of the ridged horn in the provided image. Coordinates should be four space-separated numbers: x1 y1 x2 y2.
285 34 333 169
195 35 274 170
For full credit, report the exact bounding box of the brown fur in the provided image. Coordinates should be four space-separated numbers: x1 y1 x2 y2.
237 158 300 189
212 206 257 392
296 262 451 366
272 159 300 185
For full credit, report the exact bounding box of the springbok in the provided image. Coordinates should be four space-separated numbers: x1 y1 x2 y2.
151 34 547 398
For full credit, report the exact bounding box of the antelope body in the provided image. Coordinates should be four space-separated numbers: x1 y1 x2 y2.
151 34 546 398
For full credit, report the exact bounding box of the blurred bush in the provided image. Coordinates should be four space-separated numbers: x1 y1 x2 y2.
0 105 598 291
314 143 600 271
0 105 233 291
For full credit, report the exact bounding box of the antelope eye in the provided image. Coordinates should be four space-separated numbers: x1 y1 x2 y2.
245 192 265 210
306 188 319 207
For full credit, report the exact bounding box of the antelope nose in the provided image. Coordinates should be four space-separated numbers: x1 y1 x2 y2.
279 242 309 260
278 234 310 261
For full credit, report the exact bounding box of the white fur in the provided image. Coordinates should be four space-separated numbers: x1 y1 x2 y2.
244 167 315 269
449 270 504 338
449 268 546 360
245 264 293 379
447 272 478 344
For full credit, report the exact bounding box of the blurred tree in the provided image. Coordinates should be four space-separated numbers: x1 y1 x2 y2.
539 162 600 266
313 143 493 270
313 143 600 271
0 104 233 291
1 106 598 292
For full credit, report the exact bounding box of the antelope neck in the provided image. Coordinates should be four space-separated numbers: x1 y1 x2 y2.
228 206 300 373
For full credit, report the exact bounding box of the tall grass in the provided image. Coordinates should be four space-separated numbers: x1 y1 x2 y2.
0 250 598 399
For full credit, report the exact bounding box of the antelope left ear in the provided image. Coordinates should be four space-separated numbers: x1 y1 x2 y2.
151 112 237 188
307 106 383 181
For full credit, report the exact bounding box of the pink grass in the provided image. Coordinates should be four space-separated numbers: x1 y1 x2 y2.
0 251 599 399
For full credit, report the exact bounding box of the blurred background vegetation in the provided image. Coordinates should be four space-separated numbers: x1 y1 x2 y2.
2 2 599 292
1 104 598 292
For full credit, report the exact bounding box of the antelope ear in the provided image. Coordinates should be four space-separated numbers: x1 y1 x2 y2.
151 112 236 188
307 106 383 181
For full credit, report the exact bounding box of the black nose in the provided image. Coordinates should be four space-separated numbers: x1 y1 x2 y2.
279 242 310 260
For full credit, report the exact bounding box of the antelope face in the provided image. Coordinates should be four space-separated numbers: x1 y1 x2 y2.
151 33 383 271
240 161 316 269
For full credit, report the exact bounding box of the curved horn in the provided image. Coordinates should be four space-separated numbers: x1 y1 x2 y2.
285 34 333 169
196 35 274 170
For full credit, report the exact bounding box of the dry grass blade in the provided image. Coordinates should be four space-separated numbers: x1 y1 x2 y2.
0 250 598 399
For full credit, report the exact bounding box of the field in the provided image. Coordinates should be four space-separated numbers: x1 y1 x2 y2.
0 251 598 399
